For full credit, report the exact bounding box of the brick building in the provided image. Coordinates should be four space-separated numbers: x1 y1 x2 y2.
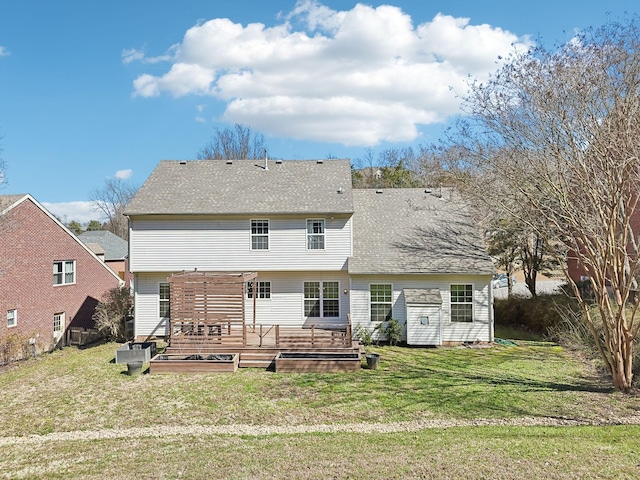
0 194 122 358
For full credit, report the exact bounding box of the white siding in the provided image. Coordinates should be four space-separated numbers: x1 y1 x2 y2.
350 274 492 344
134 273 171 338
244 271 351 327
133 271 351 337
129 215 352 272
406 305 442 346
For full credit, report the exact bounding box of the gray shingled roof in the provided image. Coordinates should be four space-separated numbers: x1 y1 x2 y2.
0 194 27 213
349 188 494 275
78 230 128 261
125 159 354 216
404 288 443 304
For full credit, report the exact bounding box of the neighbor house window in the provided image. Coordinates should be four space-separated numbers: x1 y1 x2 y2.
54 313 64 333
159 283 170 318
53 260 75 285
370 284 392 322
450 284 473 322
247 281 271 299
306 219 325 250
251 219 269 250
7 309 17 328
304 281 339 318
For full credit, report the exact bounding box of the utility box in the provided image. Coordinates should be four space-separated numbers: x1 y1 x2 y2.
115 342 157 364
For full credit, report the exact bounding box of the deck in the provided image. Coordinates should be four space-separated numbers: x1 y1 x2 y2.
164 320 361 369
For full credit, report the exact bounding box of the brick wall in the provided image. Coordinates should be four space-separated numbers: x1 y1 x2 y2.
0 198 121 352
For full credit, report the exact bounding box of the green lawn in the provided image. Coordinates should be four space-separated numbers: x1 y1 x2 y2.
1 341 639 479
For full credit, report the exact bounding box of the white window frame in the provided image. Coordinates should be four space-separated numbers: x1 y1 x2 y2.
53 260 76 285
306 219 325 250
247 281 271 299
303 281 340 318
450 284 474 323
7 309 17 328
251 219 269 250
369 284 393 323
159 282 170 318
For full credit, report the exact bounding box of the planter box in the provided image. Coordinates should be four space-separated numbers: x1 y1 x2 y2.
149 353 239 374
274 352 361 373
115 342 157 364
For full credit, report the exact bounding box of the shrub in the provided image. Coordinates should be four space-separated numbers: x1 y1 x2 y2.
493 293 580 336
93 286 133 342
548 304 640 381
377 318 402 346
352 324 374 346
0 333 31 365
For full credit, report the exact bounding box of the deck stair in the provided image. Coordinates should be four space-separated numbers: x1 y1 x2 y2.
239 352 277 368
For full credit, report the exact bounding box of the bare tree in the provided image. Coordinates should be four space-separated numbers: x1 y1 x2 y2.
90 178 137 240
198 123 268 160
454 18 640 391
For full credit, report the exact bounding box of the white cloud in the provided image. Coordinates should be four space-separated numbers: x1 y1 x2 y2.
113 169 133 179
122 45 178 65
131 1 532 145
0 46 10 56
42 201 105 224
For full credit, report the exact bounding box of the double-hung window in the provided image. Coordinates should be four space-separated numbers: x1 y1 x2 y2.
53 260 75 285
251 219 269 250
7 309 17 328
450 284 473 322
306 219 325 250
159 283 170 318
304 281 339 318
370 284 392 322
247 281 271 299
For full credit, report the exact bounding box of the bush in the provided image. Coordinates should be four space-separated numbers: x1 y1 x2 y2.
93 286 133 342
377 318 402 346
494 293 580 336
352 324 374 346
0 333 32 365
547 305 640 381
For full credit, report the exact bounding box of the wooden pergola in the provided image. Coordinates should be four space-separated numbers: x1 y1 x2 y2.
168 271 257 347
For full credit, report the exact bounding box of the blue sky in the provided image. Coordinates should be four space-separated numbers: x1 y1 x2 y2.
0 0 637 223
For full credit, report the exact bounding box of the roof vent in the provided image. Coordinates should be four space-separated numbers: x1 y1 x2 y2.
179 161 187 165
375 189 383 194
226 160 233 165
337 187 344 194
317 159 324 164
275 159 283 164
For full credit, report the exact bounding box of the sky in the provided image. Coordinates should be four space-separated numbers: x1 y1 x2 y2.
0 0 638 223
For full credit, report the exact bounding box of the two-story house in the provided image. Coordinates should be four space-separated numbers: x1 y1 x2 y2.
0 194 123 357
125 159 494 345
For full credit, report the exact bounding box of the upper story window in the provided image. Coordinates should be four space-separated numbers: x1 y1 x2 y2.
450 284 473 322
306 219 325 250
53 261 75 285
251 219 269 250
247 281 271 299
7 309 17 328
159 283 170 318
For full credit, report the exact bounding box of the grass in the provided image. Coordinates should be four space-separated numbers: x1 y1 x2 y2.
1 341 639 479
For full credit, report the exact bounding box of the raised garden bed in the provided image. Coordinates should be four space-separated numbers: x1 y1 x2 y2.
149 353 239 374
274 352 361 373
115 342 157 364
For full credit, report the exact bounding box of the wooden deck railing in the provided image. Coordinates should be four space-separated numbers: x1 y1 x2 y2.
169 320 352 349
